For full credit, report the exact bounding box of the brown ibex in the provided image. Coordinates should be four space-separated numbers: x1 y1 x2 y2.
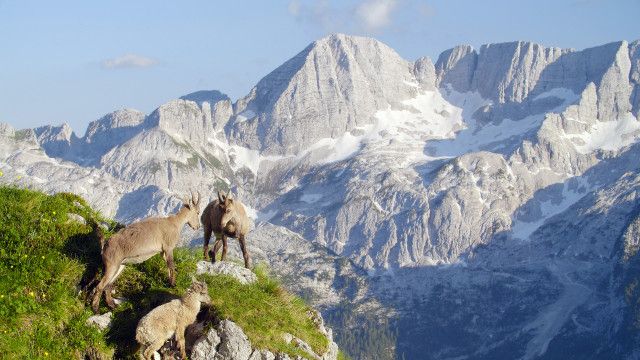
136 279 211 360
201 190 252 268
91 191 201 313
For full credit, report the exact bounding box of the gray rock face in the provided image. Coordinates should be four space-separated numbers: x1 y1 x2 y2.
413 56 436 90
228 33 419 154
82 108 146 162
215 320 253 360
196 261 257 285
191 326 222 360
34 123 76 158
629 40 640 116
435 44 477 92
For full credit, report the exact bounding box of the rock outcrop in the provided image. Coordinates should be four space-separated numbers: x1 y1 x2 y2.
196 261 257 285
191 319 339 360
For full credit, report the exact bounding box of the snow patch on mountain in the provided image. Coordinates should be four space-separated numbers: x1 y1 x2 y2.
565 112 640 153
511 177 592 240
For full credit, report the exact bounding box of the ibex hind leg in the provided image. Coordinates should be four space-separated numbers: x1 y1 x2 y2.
104 264 125 309
91 262 120 313
143 339 164 360
211 237 222 263
239 236 250 269
221 235 228 261
203 222 213 261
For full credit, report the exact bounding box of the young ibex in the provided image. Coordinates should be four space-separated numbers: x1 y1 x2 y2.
136 279 211 360
201 190 252 268
91 191 202 313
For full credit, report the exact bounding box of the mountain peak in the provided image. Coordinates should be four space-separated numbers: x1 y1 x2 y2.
227 33 417 154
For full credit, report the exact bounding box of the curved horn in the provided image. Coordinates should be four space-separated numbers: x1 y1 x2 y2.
217 190 225 203
196 191 201 206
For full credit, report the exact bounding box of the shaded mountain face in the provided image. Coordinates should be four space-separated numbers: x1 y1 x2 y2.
2 34 640 359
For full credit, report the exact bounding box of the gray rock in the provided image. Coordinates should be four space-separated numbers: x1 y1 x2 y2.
191 327 221 360
86 312 112 330
66 213 86 225
248 349 276 360
215 320 253 360
196 261 257 285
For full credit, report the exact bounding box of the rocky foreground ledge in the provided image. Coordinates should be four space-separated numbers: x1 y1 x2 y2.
87 260 339 360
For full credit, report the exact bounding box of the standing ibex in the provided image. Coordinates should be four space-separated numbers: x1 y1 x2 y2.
91 191 201 313
201 190 252 268
136 279 211 360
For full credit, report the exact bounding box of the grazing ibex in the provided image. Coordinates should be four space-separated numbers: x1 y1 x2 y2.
201 190 252 268
91 191 201 313
136 279 211 360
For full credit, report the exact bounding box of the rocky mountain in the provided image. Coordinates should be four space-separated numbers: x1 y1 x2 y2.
2 34 640 359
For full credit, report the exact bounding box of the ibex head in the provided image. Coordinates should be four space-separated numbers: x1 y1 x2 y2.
218 189 237 229
183 190 201 230
188 277 211 304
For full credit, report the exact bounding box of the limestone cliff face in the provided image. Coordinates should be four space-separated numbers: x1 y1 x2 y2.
227 33 419 154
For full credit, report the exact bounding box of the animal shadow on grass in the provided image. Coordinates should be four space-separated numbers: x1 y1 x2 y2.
62 222 126 299
62 224 104 296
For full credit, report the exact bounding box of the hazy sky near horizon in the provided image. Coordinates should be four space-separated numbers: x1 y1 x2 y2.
1 0 638 134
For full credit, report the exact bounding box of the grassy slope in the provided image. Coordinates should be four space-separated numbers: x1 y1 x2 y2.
0 186 332 359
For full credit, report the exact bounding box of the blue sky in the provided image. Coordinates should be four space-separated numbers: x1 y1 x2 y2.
1 0 638 134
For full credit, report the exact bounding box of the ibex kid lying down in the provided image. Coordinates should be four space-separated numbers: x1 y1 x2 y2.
201 190 251 268
136 279 211 360
91 191 201 313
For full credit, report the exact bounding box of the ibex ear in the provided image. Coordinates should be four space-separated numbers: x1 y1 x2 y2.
217 190 225 203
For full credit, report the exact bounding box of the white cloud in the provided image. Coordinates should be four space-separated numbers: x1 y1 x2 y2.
102 54 158 69
355 0 398 32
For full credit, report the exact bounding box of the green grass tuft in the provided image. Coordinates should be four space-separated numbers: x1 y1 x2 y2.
0 186 114 359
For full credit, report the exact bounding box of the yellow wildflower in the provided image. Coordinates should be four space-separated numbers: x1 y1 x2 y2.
41 256 45 260
44 351 49 356
29 291 35 297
